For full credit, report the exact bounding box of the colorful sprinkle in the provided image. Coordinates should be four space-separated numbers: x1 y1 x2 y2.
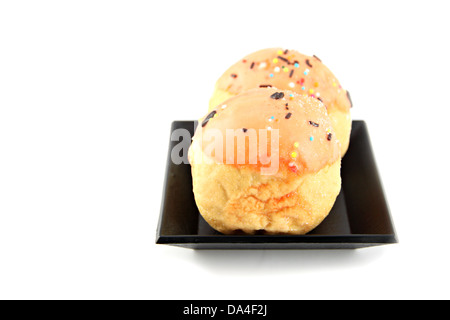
277 50 284 55
310 136 314 141
294 142 299 148
294 62 300 68
304 69 310 75
269 73 274 78
314 82 319 87
291 151 297 158
268 116 275 121
274 66 280 72
309 89 314 94
221 104 227 109
288 162 298 173
289 82 295 88
273 58 279 63
301 86 306 90
259 62 267 69
289 93 294 100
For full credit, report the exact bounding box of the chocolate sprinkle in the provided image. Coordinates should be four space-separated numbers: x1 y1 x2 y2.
250 62 255 69
277 55 290 64
242 128 248 133
289 69 294 78
317 97 323 102
201 110 216 127
313 55 322 62
346 90 353 108
284 49 289 54
306 59 313 68
327 133 332 141
270 92 285 100
309 121 319 127
285 112 292 119
231 73 237 78
259 84 272 88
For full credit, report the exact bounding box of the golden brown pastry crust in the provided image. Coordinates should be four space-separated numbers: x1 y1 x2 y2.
190 155 341 235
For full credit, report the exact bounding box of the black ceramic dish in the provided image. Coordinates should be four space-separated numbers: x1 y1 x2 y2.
156 120 397 249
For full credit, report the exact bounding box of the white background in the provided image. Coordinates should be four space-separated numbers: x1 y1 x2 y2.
1 0 449 300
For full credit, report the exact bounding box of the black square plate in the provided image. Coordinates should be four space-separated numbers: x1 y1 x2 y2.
156 120 397 249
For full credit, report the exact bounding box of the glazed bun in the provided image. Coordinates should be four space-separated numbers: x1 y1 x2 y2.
209 48 352 156
189 88 341 235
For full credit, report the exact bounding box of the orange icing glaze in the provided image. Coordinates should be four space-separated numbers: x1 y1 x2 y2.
213 48 351 113
195 88 341 174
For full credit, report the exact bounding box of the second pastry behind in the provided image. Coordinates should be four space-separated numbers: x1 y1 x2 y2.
209 48 352 156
